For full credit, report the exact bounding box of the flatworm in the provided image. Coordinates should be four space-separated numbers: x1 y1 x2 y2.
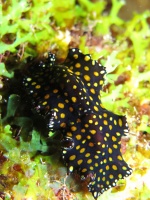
23 48 132 199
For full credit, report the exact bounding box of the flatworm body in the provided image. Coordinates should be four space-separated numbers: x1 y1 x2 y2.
23 48 132 199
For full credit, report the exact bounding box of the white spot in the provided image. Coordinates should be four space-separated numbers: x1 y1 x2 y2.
112 182 116 186
94 192 97 198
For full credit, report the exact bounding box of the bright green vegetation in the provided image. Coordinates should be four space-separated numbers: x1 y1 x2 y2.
0 0 150 199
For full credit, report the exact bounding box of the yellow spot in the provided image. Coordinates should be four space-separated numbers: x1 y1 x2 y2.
69 107 73 112
102 177 106 181
112 165 118 170
109 125 112 130
63 74 67 78
84 75 90 81
94 106 99 111
85 124 89 128
85 153 90 157
69 66 74 71
67 132 72 137
95 163 98 167
84 66 89 71
76 134 81 140
86 101 90 105
75 71 80 76
106 181 109 185
71 96 77 103
96 150 101 154
97 177 100 182
69 155 76 161
80 148 85 153
103 113 107 118
69 166 73 172
109 157 113 161
89 142 94 147
35 85 41 89
90 129 96 134
113 144 118 149
118 174 122 178
89 96 93 101
94 71 99 76
103 120 108 125
90 166 94 170
60 113 65 118
42 101 47 105
87 135 91 139
108 148 112 154
117 155 122 160
102 144 105 148
94 82 98 87
106 133 110 137
44 94 50 99
112 136 117 142
90 88 95 94
116 132 121 136
76 145 80 150
65 99 69 103
89 119 93 124
92 60 95 65
58 103 64 109
73 85 77 89
60 122 66 128
99 80 104 85
31 82 36 85
106 165 110 170
71 126 77 131
122 166 127 170
87 159 92 164
99 126 103 131
73 54 78 59
77 159 83 165
104 137 107 141
64 92 68 96
81 128 85 133
77 118 81 123
99 168 103 173
82 139 86 144
110 117 113 121
94 155 99 159
53 89 58 93
118 118 123 127
97 142 101 145
109 174 114 179
27 78 32 81
75 63 81 68
95 121 98 125
83 88 86 92
84 55 90 61
114 119 117 125
82 168 87 173
103 159 107 163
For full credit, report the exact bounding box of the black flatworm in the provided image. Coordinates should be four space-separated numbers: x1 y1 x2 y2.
23 48 132 199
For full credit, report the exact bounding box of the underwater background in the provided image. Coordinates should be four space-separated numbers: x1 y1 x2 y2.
0 0 150 199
